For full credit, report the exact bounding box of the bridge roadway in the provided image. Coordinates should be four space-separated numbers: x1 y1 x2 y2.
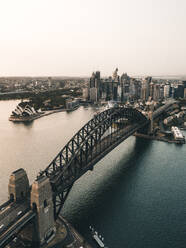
152 99 176 119
0 200 35 247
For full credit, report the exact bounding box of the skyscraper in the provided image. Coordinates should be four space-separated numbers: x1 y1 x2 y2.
89 71 101 102
141 77 152 101
153 84 160 101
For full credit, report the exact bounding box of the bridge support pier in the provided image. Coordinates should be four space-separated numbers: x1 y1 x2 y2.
8 168 29 202
30 176 56 246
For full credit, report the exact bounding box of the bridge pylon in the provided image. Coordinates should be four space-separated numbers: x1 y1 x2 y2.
8 168 29 202
30 176 56 246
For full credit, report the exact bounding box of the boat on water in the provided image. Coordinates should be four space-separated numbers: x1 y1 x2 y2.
89 226 107 248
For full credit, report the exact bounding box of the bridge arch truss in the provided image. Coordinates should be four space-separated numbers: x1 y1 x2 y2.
39 107 149 218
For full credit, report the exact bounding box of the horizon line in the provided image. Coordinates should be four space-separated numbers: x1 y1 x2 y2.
0 73 186 79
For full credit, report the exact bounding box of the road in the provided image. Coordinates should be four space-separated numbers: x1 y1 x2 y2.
0 201 29 234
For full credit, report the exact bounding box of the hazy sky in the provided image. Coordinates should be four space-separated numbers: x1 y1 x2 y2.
0 0 185 77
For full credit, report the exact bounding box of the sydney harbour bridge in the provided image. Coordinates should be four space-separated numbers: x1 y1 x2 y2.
0 102 174 247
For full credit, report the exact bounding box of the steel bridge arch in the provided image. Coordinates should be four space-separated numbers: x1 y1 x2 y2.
39 107 149 219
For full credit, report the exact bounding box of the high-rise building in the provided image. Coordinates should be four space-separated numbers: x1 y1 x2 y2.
164 84 170 98
121 73 130 101
113 82 118 101
83 88 89 99
174 85 184 98
183 81 186 98
183 81 186 88
112 68 119 82
95 71 100 80
117 84 122 101
89 72 96 88
160 86 164 99
89 71 102 102
141 77 151 101
184 88 186 98
149 82 154 98
90 87 98 102
129 79 135 96
153 84 160 101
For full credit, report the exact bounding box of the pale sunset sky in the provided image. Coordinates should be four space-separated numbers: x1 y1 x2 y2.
0 0 185 77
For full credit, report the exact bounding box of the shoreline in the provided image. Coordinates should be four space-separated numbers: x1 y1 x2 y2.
134 133 185 144
9 108 67 122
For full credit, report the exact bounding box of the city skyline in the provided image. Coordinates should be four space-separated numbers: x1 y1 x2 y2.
0 0 186 77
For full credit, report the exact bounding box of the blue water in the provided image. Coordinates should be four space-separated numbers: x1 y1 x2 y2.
0 100 186 248
63 127 186 248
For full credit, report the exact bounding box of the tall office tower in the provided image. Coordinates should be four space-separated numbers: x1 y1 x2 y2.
95 71 102 99
90 87 98 102
131 81 141 99
141 79 146 101
89 71 101 101
141 83 146 101
170 86 174 98
108 82 114 101
174 85 184 98
149 82 154 98
112 68 120 101
129 79 135 96
164 84 170 99
95 78 98 88
96 80 102 99
94 71 100 89
160 86 164 99
129 79 140 99
101 80 107 99
95 71 100 80
182 81 186 88
105 83 110 101
120 73 129 88
134 80 141 99
117 84 122 100
184 88 186 98
89 72 96 88
183 81 186 98
137 82 142 99
123 83 130 101
83 88 89 99
120 73 129 83
153 84 160 101
112 68 119 82
141 77 152 101
121 73 130 101
113 82 118 101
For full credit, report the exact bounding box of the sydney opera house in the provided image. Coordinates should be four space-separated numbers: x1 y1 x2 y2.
9 102 40 122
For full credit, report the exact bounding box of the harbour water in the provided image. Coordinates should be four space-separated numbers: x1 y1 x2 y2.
0 100 186 248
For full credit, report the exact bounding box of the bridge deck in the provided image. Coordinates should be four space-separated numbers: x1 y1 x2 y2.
0 200 32 247
0 210 35 247
152 100 176 119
